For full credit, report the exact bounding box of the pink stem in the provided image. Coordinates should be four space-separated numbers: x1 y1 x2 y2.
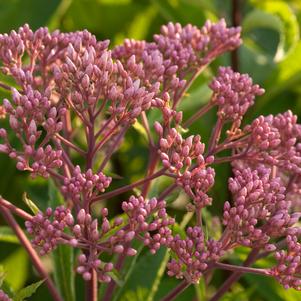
90 168 166 204
183 102 214 128
160 280 190 301
213 262 269 276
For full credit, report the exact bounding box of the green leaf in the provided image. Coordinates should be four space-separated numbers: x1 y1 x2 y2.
110 240 145 301
0 226 19 244
2 248 28 291
48 179 64 207
52 245 75 301
255 41 301 110
244 0 299 61
117 247 168 301
13 280 44 301
146 249 170 301
132 120 148 143
22 193 40 215
0 0 61 32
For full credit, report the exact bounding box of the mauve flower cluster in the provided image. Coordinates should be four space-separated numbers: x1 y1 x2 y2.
223 167 294 249
167 226 223 283
157 126 215 208
0 290 11 301
1 19 301 298
25 206 74 255
122 196 174 254
271 235 301 290
242 111 301 173
61 165 112 205
209 66 265 122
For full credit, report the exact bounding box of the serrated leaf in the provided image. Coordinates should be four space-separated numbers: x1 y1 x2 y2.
22 193 39 215
13 280 44 301
0 226 19 244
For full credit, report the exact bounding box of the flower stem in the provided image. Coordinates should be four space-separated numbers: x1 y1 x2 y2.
91 168 166 204
160 280 190 301
85 269 97 301
183 102 213 128
0 196 32 220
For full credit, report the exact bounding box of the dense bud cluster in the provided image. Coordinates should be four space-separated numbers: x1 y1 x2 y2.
158 127 215 206
122 196 174 254
25 206 74 255
223 167 298 249
0 19 301 297
242 111 301 173
209 67 264 122
271 235 301 290
62 166 112 204
167 226 223 283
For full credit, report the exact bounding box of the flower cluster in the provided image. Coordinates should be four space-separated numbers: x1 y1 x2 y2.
241 111 301 174
271 235 301 290
61 166 112 204
209 66 265 122
122 196 174 254
223 167 295 249
167 226 223 283
0 290 11 301
158 127 215 207
25 206 74 255
1 19 301 299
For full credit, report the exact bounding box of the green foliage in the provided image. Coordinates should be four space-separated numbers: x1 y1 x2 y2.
0 227 19 244
2 248 28 291
13 280 44 301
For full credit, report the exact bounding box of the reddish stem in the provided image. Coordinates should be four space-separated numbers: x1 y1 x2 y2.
91 168 166 204
183 102 214 128
160 280 190 301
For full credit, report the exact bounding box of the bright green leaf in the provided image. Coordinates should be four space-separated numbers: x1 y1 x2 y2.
13 280 44 301
117 247 168 301
0 226 19 244
22 193 39 215
245 0 299 61
2 248 28 291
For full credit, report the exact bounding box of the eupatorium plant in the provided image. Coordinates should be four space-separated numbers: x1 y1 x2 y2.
0 19 300 301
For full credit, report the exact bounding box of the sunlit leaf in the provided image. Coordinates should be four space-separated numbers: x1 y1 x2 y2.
245 0 299 61
0 227 19 244
2 248 28 290
13 280 44 301
22 193 39 215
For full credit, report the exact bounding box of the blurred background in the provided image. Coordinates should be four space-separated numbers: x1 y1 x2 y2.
0 0 301 300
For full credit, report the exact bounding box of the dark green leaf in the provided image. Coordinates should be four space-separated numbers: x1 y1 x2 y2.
52 245 75 301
